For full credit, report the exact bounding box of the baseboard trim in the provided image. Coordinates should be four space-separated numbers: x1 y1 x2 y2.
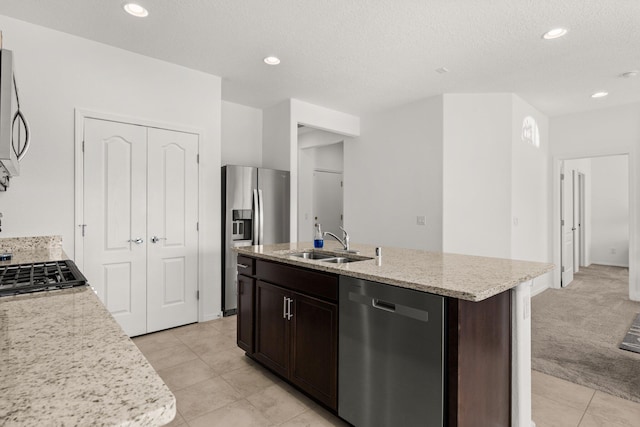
202 312 222 322
531 273 550 297
588 262 629 268
531 282 549 297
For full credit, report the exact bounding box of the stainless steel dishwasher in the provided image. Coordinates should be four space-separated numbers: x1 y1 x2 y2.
339 276 444 427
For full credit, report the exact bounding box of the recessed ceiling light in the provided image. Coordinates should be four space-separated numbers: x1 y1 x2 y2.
263 56 281 65
621 71 638 78
591 91 609 99
542 27 568 40
123 3 149 17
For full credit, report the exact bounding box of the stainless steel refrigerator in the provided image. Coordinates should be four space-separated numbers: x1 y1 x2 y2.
222 165 290 315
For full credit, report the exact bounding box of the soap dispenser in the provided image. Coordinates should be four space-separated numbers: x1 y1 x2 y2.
314 223 324 248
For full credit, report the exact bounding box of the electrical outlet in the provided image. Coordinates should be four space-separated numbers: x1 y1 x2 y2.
416 215 426 226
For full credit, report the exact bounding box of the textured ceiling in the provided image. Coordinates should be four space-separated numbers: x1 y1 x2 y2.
0 0 638 116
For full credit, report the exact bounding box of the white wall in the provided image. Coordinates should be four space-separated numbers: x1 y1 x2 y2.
590 155 629 267
0 15 223 320
298 127 345 149
345 96 443 250
550 103 639 300
262 100 291 171
511 95 551 294
314 141 343 170
442 94 513 258
221 101 262 167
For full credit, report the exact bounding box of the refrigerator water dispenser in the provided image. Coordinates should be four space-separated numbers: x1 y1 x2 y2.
232 209 252 241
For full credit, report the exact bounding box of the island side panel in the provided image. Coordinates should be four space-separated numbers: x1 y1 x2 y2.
447 290 511 427
512 280 533 427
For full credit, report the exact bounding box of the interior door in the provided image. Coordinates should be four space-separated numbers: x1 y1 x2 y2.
313 171 343 236
579 173 586 267
146 128 199 333
83 118 148 337
573 170 580 273
561 166 574 287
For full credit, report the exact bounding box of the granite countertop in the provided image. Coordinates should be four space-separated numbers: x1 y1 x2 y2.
0 236 176 426
235 242 555 302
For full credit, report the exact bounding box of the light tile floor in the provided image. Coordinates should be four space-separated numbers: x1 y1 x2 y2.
133 317 640 427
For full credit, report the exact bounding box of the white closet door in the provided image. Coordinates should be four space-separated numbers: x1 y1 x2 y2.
84 118 148 337
146 128 199 333
561 168 574 287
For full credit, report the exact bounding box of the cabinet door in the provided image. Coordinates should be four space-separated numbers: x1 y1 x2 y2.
290 292 338 410
254 281 290 377
237 274 255 353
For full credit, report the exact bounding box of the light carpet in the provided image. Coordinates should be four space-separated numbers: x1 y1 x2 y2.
532 264 640 403
620 312 640 354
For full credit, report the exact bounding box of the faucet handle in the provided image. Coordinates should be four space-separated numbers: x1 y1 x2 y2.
339 226 350 249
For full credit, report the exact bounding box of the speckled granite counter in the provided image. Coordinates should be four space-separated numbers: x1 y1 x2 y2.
0 235 67 266
235 242 554 302
0 237 176 426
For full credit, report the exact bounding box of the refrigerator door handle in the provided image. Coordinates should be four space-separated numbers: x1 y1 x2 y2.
252 189 260 245
258 189 265 245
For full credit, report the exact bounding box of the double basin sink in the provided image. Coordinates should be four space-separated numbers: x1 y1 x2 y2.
290 250 372 264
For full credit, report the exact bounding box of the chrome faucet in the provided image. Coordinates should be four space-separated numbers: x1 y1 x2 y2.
324 226 350 251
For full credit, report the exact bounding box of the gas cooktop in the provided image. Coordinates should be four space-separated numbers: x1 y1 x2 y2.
0 260 88 297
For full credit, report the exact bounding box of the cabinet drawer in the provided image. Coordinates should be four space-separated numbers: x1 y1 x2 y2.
256 259 338 302
237 255 255 276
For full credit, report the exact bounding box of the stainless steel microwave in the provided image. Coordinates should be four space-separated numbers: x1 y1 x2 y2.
0 48 30 190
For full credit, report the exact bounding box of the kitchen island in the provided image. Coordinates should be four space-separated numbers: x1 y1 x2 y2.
235 242 554 427
0 238 175 426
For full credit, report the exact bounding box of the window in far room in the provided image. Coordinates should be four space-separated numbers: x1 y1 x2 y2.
521 116 540 148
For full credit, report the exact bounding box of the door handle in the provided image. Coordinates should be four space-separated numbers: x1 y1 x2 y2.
283 296 287 319
258 189 264 245
287 297 293 320
372 298 396 313
128 238 144 244
253 189 260 245
151 236 167 243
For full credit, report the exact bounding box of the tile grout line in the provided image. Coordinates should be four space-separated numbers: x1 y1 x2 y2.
576 390 597 427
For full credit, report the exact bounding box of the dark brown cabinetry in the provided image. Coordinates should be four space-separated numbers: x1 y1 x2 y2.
254 280 290 376
446 291 511 427
236 255 256 354
237 256 338 410
289 291 337 408
236 274 255 353
237 253 512 425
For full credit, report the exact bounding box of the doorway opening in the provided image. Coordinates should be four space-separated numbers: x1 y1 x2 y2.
297 125 347 242
560 154 630 288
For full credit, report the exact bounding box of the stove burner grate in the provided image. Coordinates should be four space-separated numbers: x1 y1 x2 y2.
0 260 87 297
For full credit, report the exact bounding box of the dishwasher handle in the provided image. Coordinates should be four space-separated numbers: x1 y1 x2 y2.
372 299 396 313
